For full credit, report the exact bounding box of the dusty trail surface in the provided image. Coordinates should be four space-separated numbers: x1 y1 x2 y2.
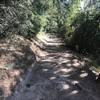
1 34 100 100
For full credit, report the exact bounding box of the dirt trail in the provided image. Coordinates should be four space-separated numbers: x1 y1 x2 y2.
4 34 100 100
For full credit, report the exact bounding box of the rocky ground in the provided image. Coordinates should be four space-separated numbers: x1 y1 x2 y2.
0 34 100 100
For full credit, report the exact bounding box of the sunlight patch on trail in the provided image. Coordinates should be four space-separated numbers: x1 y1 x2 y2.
36 32 64 46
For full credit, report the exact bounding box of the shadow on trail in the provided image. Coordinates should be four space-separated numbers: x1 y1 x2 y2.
4 35 100 100
0 38 36 99
33 54 100 100
35 36 100 100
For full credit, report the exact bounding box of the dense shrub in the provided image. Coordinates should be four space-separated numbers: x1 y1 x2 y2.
0 0 41 38
0 0 67 38
71 13 100 52
65 0 100 53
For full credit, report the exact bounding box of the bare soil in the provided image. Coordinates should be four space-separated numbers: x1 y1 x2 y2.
0 34 100 100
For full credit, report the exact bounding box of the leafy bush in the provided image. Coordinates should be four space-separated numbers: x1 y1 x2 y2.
0 0 41 38
65 0 100 53
0 0 68 38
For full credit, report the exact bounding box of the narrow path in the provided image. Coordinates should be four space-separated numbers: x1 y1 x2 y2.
6 35 100 100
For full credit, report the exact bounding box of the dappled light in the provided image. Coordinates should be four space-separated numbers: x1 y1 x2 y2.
69 90 79 95
0 34 100 99
80 72 88 78
0 0 100 100
5 35 98 100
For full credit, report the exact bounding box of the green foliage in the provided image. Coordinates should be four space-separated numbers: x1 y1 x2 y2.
43 0 67 34
32 0 49 15
0 0 68 37
65 0 81 40
0 0 99 52
72 13 100 52
0 0 41 37
65 0 100 53
13 0 41 37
